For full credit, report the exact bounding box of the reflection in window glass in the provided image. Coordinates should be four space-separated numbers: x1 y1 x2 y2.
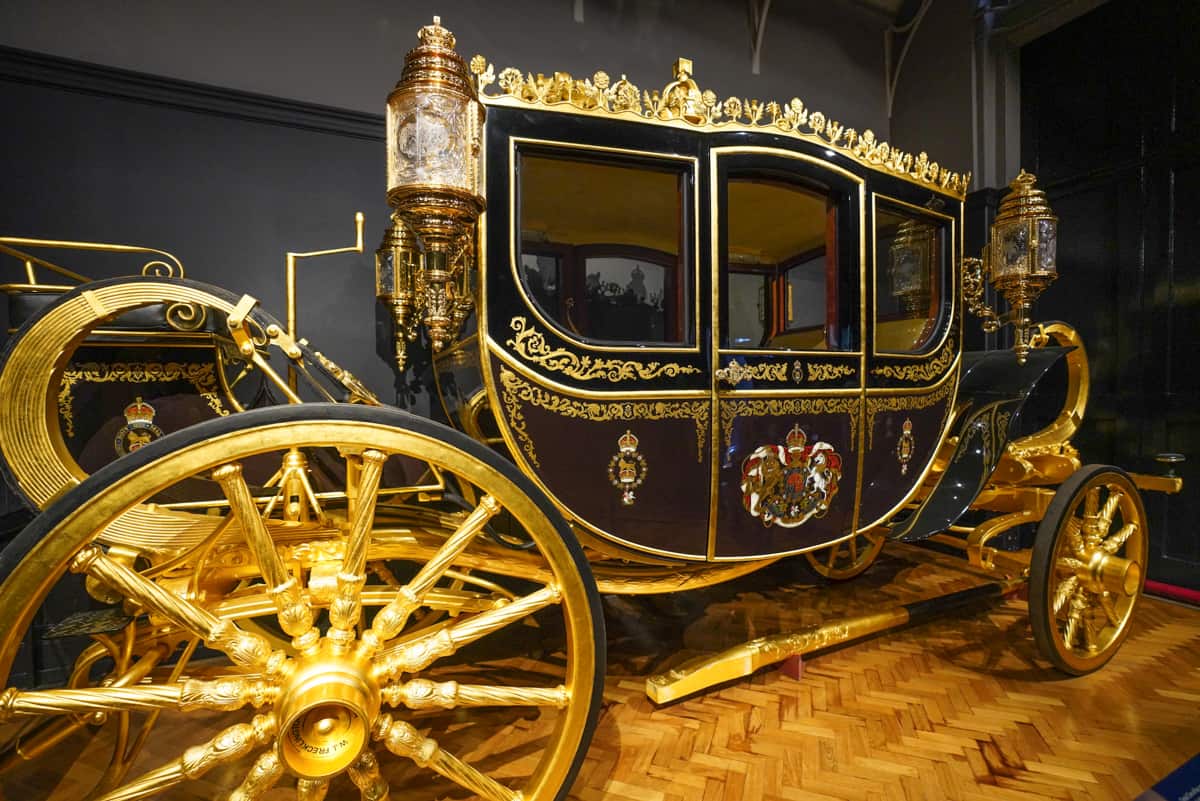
519 151 688 344
875 202 946 353
726 177 839 350
728 271 769 347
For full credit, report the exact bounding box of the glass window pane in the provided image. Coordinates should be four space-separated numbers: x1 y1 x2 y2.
875 201 947 353
726 177 839 350
519 151 689 344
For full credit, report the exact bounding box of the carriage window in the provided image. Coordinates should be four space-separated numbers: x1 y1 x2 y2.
519 151 689 344
874 200 948 353
726 176 841 350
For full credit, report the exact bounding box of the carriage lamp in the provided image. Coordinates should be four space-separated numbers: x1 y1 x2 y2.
963 170 1058 364
888 217 936 316
377 16 485 370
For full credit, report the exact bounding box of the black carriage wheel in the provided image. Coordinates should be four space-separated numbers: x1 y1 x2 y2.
1029 464 1147 675
0 403 604 801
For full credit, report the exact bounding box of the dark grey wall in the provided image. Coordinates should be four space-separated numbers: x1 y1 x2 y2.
0 55 392 396
0 0 894 140
889 0 974 181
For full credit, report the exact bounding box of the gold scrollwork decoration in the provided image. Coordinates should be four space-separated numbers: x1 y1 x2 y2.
498 367 707 467
165 301 208 332
470 57 971 198
870 338 956 382
58 361 229 438
954 403 1013 465
805 362 856 382
141 259 183 279
720 397 860 451
714 360 787 384
864 377 955 450
507 317 700 381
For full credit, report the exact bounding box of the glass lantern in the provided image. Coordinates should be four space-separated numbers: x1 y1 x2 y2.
377 16 486 368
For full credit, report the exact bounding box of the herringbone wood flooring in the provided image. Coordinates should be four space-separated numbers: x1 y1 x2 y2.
3 544 1196 800
585 545 1200 801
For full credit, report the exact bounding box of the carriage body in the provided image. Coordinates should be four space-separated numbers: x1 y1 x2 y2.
429 70 970 565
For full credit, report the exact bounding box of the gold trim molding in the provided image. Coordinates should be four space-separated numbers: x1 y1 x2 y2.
864 375 955 449
58 361 229 438
871 337 957 382
715 359 787 384
801 361 856 382
507 317 701 381
471 56 971 198
499 367 707 467
720 397 860 451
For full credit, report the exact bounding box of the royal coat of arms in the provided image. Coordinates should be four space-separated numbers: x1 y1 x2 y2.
740 423 842 527
113 396 163 456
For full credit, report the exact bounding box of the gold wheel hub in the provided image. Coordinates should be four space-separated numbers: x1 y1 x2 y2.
1079 547 1140 596
276 650 381 779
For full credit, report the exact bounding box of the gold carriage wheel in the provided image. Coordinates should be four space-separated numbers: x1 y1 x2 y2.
803 529 886 580
0 403 604 801
1028 464 1147 675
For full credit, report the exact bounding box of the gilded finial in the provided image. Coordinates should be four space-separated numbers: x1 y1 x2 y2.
673 57 693 80
418 15 455 50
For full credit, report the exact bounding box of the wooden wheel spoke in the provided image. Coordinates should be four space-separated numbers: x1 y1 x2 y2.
848 536 859 562
1100 592 1122 627
1055 556 1085 573
1063 516 1084 556
373 584 561 681
1101 522 1138 554
214 462 317 651
93 713 276 801
1052 575 1079 616
825 544 839 568
228 750 283 801
1081 612 1098 653
70 546 274 670
376 715 518 801
1097 489 1124 532
327 450 389 650
0 677 274 720
296 778 330 801
346 749 390 801
382 678 569 710
1062 606 1082 650
361 494 504 654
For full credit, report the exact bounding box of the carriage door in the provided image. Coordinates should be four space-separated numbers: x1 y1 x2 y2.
710 148 865 559
858 194 960 530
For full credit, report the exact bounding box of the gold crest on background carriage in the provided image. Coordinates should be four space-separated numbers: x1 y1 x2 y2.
0 16 1182 801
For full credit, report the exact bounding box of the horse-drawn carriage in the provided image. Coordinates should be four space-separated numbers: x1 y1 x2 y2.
0 17 1181 801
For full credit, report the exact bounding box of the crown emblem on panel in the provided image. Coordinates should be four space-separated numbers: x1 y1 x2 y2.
896 417 915 475
740 423 842 527
607 429 647 506
113 396 164 456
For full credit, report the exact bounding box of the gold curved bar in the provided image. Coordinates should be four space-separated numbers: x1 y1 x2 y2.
0 235 187 284
1010 322 1088 454
285 212 365 388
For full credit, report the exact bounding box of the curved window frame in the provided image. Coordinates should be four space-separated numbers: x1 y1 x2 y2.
870 193 957 358
715 148 865 356
512 140 699 350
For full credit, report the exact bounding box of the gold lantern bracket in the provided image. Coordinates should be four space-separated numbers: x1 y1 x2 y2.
962 170 1059 364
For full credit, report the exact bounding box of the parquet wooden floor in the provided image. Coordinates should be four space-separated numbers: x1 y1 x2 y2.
586 544 1200 801
2 543 1197 800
